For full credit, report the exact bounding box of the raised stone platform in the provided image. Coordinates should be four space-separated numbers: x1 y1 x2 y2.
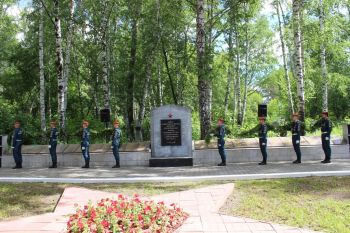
1 136 348 168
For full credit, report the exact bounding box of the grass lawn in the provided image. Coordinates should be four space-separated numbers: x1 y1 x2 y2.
1 177 350 233
221 176 350 233
0 181 217 220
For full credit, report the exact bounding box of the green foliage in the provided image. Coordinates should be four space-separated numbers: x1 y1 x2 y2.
0 0 349 143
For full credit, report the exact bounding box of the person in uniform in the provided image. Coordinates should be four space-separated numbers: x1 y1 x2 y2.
258 117 268 165
11 120 23 169
48 121 59 168
213 118 226 166
291 113 302 164
320 111 332 163
111 119 122 168
81 120 91 168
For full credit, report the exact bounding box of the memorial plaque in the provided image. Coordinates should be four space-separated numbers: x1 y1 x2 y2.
151 105 192 163
161 119 182 146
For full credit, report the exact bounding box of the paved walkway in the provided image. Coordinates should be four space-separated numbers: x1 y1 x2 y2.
0 184 320 233
0 159 349 183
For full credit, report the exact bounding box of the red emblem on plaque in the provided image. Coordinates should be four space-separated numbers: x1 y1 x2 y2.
168 113 173 118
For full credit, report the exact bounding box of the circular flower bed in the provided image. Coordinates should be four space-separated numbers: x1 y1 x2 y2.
67 194 188 233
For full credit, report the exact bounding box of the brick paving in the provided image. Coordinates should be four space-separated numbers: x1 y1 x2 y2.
0 184 320 233
0 159 349 183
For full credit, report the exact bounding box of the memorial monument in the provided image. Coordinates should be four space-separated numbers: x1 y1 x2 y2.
150 105 193 166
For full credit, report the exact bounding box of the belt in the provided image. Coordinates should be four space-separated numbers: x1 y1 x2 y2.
322 132 328 134
51 139 58 141
292 133 299 136
16 140 22 141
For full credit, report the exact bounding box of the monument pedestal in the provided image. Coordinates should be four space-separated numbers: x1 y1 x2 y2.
149 157 193 167
150 105 193 167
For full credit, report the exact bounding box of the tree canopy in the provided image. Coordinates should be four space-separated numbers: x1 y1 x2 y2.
0 0 349 143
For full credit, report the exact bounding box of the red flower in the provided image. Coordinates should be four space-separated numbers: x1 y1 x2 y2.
101 220 109 228
106 207 113 214
66 194 188 233
77 219 84 229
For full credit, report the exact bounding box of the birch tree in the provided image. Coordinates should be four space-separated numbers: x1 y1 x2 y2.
126 0 140 140
53 0 65 129
319 0 328 111
275 0 294 113
241 3 249 126
292 0 305 123
101 0 111 110
63 0 82 113
138 0 161 124
39 1 46 135
235 20 242 126
224 27 234 119
196 0 212 139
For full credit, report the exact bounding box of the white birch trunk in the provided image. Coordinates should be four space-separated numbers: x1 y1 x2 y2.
232 73 237 123
279 1 297 80
224 25 234 118
319 0 328 111
139 0 161 123
62 0 75 113
54 0 65 129
235 22 242 126
39 1 46 134
242 6 248 126
157 62 163 106
224 67 232 118
196 0 211 139
101 0 111 110
292 0 305 122
275 0 294 113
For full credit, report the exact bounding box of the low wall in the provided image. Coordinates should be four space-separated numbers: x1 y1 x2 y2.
194 145 349 165
1 145 348 168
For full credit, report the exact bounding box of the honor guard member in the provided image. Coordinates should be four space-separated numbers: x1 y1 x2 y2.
111 119 122 168
320 111 332 163
12 120 23 169
291 113 302 164
214 118 226 166
81 120 91 168
258 117 268 165
49 121 59 168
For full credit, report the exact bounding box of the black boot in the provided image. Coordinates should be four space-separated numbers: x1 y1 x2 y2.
258 161 267 165
12 163 22 169
217 162 226 166
112 162 120 168
293 160 301 164
82 160 90 168
321 159 331 164
49 162 57 168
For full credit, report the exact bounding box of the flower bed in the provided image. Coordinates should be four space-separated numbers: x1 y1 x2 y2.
67 194 188 233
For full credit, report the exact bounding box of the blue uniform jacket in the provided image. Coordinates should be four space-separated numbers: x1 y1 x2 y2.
291 120 301 136
81 128 90 147
215 125 226 142
258 124 267 139
49 128 59 145
112 128 122 146
321 119 332 136
12 128 23 147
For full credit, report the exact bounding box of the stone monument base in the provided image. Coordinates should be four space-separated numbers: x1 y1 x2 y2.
149 157 193 167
